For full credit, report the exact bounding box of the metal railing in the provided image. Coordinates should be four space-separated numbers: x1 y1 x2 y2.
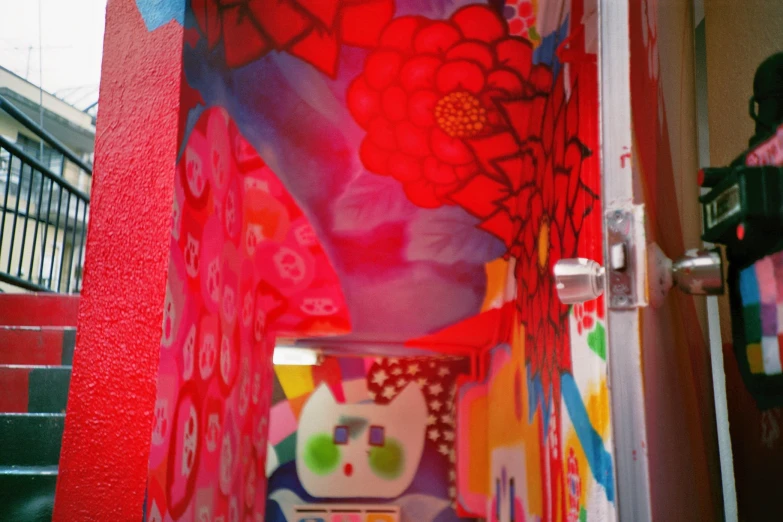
0 95 91 293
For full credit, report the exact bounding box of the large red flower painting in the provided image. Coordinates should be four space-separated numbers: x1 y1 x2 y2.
192 0 394 74
346 5 538 208
348 4 601 410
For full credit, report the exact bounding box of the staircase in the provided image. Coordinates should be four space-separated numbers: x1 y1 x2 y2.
0 293 79 521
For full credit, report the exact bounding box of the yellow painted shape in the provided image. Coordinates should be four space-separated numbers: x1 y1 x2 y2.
467 390 490 496
563 380 611 510
274 364 314 399
487 318 544 516
747 343 764 374
481 258 511 311
366 514 396 522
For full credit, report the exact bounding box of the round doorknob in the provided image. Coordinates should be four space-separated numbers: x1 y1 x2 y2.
553 258 605 304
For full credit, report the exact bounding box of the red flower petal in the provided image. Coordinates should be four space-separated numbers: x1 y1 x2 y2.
466 132 519 178
379 16 426 53
359 137 391 175
338 0 395 48
445 41 495 70
434 180 461 200
529 64 554 94
395 121 430 157
400 55 442 92
449 173 508 218
455 162 478 180
368 116 398 150
347 76 381 128
388 152 423 182
247 0 311 49
422 157 458 184
289 27 339 76
365 50 404 90
408 90 439 128
479 209 515 245
487 68 525 96
192 0 221 49
294 0 340 27
413 21 461 55
451 5 507 43
495 38 533 79
436 60 486 94
583 315 594 330
221 6 271 68
404 178 442 208
382 85 408 122
430 127 474 165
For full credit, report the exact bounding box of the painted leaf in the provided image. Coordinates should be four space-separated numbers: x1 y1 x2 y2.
406 206 506 265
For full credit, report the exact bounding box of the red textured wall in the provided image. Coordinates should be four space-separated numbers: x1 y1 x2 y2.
53 1 183 519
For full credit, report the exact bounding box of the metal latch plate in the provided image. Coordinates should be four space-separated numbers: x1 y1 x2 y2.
606 204 647 309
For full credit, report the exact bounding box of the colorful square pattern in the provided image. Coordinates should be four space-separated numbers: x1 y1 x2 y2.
740 253 783 375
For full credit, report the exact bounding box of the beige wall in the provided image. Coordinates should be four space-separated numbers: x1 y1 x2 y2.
705 1 783 167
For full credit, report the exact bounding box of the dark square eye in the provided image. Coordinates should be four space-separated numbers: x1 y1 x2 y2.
334 425 349 445
369 425 385 446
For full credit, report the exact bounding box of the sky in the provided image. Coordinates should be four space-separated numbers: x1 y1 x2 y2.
0 0 107 108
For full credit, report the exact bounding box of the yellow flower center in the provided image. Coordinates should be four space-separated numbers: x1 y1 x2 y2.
434 91 487 138
537 218 550 270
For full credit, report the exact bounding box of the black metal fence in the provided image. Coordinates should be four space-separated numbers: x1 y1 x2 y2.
0 96 91 294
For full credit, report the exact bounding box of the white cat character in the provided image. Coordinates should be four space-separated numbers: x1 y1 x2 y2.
296 382 428 498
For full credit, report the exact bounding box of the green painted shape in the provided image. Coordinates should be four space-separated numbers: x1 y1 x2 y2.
587 323 607 360
303 433 341 475
743 304 762 343
275 432 297 465
368 437 404 480
338 415 369 440
579 506 587 522
28 367 71 413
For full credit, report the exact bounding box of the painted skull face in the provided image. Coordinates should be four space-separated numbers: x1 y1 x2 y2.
185 234 200 278
152 399 169 446
294 223 317 247
182 405 198 478
273 247 306 284
183 324 196 381
301 297 338 316
185 146 207 201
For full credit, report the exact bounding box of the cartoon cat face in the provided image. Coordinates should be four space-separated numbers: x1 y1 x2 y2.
296 382 428 499
490 446 529 522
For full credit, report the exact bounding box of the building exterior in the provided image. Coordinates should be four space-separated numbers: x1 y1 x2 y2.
0 66 94 293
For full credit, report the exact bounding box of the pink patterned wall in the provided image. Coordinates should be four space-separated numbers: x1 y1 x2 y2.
146 107 350 521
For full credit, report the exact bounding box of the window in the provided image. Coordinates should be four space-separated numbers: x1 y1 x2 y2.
16 134 64 174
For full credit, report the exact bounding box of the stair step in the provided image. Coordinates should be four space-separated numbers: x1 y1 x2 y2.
0 366 72 414
0 293 79 327
0 466 57 522
0 414 65 466
0 326 76 366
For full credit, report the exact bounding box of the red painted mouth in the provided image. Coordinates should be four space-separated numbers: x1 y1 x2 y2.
344 463 353 477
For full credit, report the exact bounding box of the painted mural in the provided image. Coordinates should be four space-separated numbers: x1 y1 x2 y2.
146 106 351 521
131 0 613 519
266 356 468 522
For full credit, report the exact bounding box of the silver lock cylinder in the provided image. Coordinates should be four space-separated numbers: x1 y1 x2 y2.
553 258 605 304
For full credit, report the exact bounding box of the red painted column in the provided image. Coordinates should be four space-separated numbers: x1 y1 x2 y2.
53 1 183 519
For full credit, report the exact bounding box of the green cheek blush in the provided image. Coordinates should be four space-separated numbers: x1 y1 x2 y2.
369 438 404 479
303 433 340 475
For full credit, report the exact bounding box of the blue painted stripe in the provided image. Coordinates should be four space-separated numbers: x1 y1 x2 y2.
562 374 615 502
740 266 761 305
